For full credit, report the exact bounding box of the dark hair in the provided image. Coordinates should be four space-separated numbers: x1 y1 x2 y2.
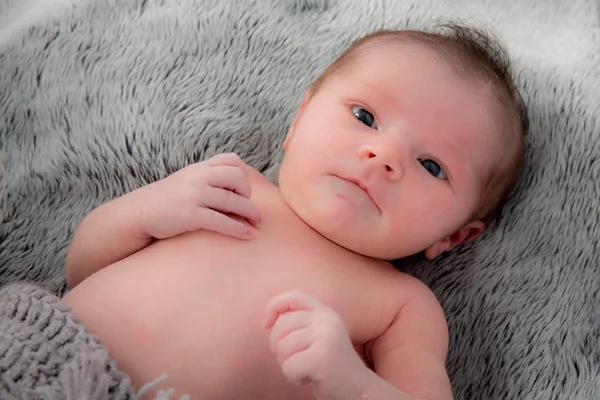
310 23 529 227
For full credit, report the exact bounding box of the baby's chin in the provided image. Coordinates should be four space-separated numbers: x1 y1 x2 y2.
321 228 412 261
293 207 406 260
281 186 416 260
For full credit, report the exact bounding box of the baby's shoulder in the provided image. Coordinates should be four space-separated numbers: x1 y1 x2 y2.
399 273 443 304
404 273 445 317
374 265 443 306
359 264 447 327
376 269 448 331
365 271 449 362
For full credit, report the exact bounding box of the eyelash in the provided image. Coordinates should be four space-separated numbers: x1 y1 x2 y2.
351 106 377 129
418 158 448 180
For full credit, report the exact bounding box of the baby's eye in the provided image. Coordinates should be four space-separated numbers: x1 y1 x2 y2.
419 159 447 180
352 106 377 129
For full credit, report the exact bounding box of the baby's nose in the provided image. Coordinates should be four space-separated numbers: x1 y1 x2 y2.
358 144 402 181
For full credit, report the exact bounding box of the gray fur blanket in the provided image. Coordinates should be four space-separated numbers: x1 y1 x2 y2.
1 0 599 399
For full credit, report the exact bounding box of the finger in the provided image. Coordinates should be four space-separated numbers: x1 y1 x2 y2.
281 348 315 387
263 290 322 329
194 207 255 240
204 153 249 176
274 326 315 367
206 165 252 199
202 186 261 229
269 311 313 354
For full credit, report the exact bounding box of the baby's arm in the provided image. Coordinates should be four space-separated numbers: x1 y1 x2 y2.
364 282 453 400
65 188 154 288
264 284 452 400
65 153 260 288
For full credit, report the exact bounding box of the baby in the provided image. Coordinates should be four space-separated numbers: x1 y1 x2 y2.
61 24 528 400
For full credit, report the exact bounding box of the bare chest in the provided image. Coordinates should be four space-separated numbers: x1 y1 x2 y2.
133 219 403 340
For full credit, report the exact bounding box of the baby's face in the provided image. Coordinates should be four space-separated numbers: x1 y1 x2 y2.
278 44 495 260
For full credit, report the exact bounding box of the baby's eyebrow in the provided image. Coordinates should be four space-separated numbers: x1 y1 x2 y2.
454 150 480 189
433 138 472 183
355 80 397 110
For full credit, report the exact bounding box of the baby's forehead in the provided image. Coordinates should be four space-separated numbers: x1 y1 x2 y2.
328 43 462 97
335 38 492 94
337 40 420 72
335 42 493 107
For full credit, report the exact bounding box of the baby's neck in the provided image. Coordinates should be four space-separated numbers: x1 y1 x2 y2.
246 166 386 264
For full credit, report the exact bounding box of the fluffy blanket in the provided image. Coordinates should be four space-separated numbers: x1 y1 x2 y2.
1 0 599 398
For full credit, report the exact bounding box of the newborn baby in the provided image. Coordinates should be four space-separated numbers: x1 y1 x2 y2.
61 24 528 400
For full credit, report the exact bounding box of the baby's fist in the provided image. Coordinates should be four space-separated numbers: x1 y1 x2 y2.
137 153 261 240
263 290 366 399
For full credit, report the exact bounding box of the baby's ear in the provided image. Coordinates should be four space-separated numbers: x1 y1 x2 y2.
283 89 312 150
424 220 485 260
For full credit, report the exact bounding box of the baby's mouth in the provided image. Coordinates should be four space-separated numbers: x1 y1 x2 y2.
333 175 381 213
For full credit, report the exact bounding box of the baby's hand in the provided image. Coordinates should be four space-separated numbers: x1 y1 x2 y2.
137 153 261 240
263 290 368 400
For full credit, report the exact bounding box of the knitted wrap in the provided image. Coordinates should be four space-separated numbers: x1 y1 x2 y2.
0 283 135 399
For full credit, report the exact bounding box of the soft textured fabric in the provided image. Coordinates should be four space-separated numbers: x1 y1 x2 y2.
0 282 135 399
0 0 598 399
0 282 193 399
